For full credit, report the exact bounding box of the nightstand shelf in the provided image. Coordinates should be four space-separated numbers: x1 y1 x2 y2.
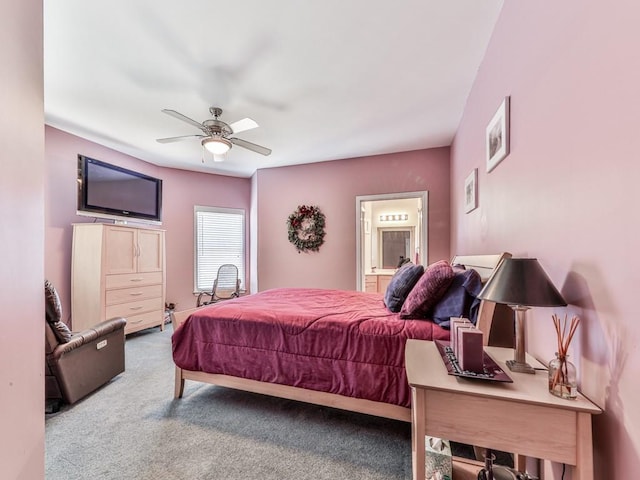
405 339 602 480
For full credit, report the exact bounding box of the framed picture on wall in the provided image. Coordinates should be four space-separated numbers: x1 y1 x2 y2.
464 168 478 213
486 96 510 172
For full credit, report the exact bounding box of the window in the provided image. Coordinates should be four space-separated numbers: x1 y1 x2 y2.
194 206 245 292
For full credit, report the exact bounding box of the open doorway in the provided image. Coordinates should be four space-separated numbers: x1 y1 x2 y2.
355 191 428 292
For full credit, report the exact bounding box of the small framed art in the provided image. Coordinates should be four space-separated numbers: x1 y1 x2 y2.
486 96 510 173
464 169 478 213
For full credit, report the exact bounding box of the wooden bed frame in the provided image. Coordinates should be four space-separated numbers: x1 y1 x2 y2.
171 253 511 423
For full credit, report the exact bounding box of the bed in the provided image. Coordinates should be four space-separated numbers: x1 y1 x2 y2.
171 253 511 422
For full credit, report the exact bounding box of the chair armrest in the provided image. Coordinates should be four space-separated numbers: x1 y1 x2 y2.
92 317 127 337
51 317 126 360
197 292 213 307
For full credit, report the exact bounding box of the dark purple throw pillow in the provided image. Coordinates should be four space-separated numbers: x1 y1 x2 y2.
383 263 425 312
431 268 483 327
400 260 456 319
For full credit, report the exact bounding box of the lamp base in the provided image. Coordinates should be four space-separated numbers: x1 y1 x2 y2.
506 359 536 374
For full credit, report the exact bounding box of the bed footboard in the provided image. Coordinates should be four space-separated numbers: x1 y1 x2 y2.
171 308 198 399
169 306 411 420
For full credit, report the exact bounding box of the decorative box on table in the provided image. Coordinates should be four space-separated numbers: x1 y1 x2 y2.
425 436 452 480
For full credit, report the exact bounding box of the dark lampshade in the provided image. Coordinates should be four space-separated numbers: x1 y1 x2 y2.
477 258 567 307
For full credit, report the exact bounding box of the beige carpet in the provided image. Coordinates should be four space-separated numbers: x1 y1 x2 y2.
45 326 414 480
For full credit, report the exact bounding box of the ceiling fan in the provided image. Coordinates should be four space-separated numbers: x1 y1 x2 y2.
156 107 271 161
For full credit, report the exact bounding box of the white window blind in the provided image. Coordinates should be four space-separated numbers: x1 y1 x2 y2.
194 206 245 292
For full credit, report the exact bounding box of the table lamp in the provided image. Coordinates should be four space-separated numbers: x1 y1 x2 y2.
477 258 567 374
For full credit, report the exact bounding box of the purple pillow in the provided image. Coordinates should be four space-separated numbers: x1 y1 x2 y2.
400 260 456 319
431 268 483 327
383 263 424 312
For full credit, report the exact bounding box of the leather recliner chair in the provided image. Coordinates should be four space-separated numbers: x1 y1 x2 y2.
45 280 126 406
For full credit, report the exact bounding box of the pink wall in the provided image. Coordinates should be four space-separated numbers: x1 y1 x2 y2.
45 127 251 323
451 2 640 478
256 148 450 291
0 0 45 477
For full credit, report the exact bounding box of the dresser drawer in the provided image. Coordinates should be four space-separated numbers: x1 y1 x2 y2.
105 271 163 289
105 284 163 306
123 310 163 335
106 297 163 319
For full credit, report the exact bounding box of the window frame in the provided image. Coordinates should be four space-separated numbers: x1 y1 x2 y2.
193 205 246 294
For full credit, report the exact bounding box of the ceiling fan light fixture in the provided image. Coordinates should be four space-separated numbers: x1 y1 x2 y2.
202 136 231 155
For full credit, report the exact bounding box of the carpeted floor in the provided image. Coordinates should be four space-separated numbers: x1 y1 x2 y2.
45 325 417 480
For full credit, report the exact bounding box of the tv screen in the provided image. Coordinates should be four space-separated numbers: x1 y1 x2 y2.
77 155 163 224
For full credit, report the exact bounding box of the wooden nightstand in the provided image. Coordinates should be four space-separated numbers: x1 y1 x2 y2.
405 339 602 480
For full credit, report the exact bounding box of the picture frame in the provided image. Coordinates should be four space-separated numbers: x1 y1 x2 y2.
464 168 478 213
486 96 510 173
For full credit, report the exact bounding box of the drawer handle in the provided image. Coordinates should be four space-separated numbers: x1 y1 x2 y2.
129 292 144 296
129 306 143 311
130 278 144 282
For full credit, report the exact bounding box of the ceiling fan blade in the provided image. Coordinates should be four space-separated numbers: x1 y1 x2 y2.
161 109 206 131
156 134 204 144
228 117 258 134
230 137 272 156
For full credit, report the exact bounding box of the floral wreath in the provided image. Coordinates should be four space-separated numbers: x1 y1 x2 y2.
287 205 326 253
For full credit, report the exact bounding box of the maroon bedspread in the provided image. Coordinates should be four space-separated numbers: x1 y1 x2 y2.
172 288 449 407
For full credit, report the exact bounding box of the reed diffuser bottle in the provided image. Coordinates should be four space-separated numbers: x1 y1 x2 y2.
549 314 580 399
548 352 577 399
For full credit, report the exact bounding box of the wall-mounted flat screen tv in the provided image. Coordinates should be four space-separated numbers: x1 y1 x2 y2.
77 155 163 225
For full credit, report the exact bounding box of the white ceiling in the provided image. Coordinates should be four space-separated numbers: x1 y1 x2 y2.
44 0 503 178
